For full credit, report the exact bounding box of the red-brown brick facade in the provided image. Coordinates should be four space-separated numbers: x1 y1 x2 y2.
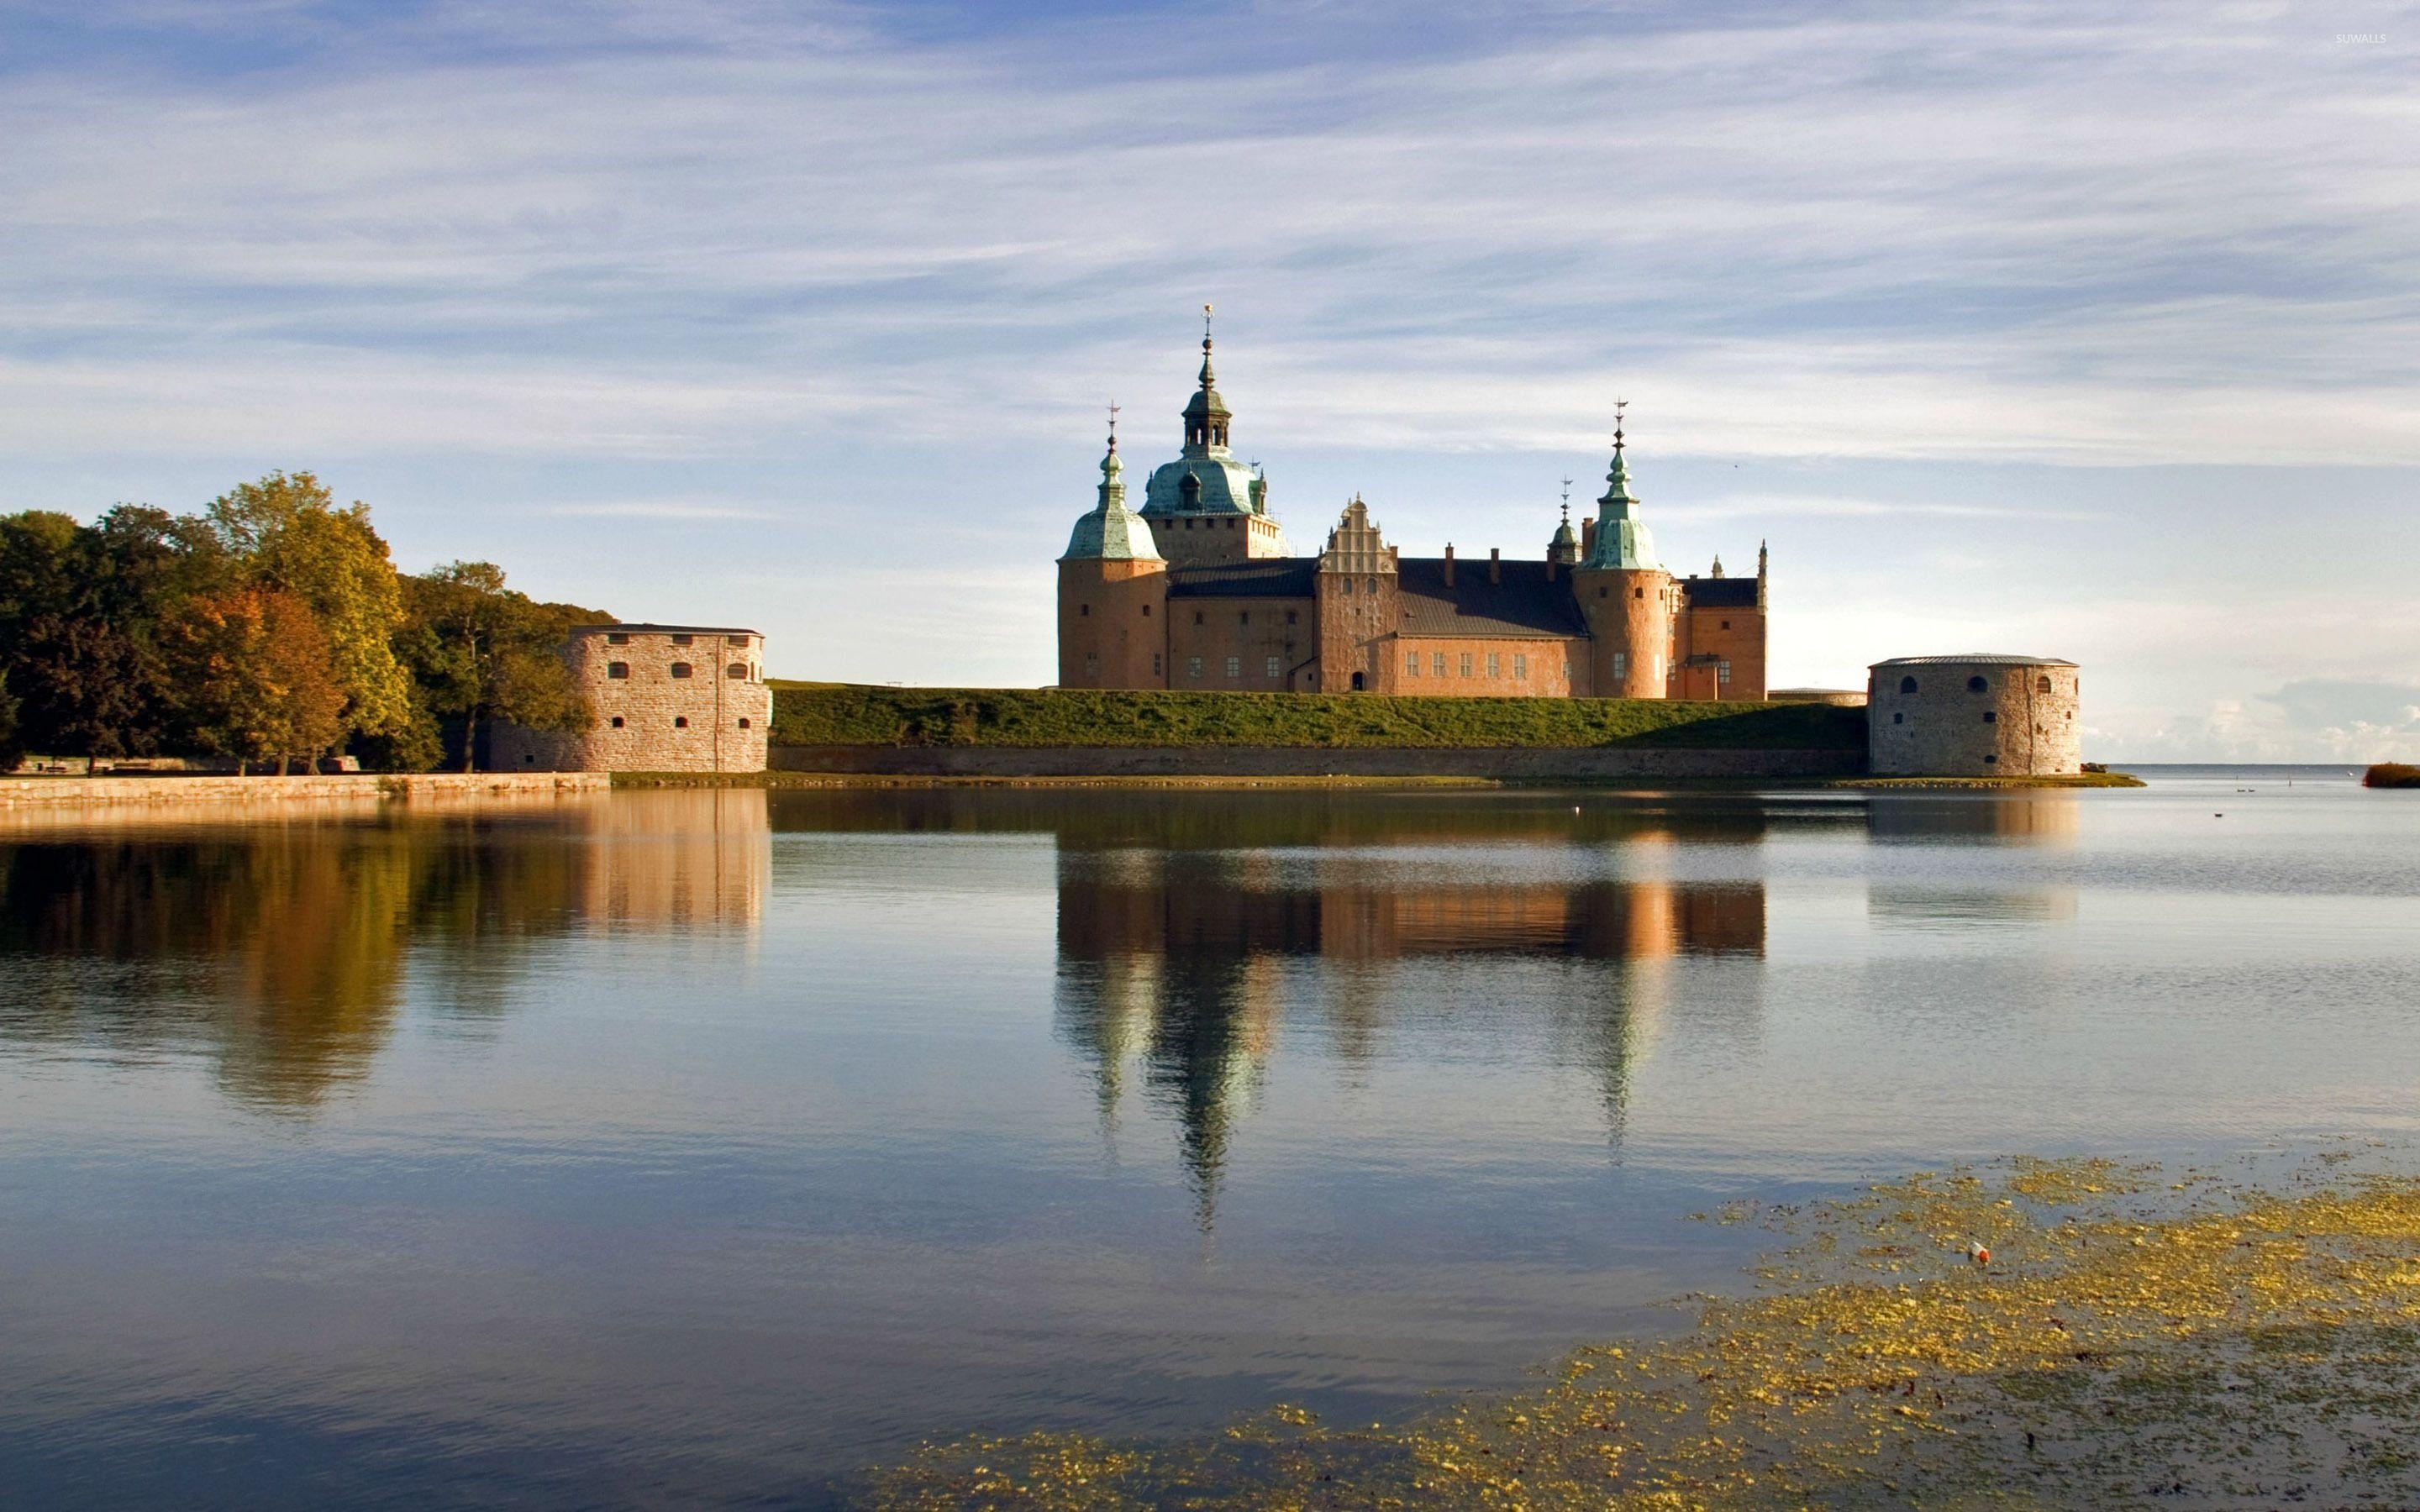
1059 336 1768 701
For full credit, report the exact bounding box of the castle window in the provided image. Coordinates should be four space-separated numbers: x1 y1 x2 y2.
1181 475 1202 507
1983 753 1998 764
1720 620 1731 630
1893 712 1903 724
1407 651 1420 677
1194 612 1204 625
671 634 692 646
670 662 693 679
674 717 689 728
1152 653 1162 675
1239 611 1249 625
1718 659 1732 685
608 661 630 680
1188 656 1203 679
1598 587 1608 599
1366 577 1376 595
2039 675 2054 693
1612 652 1628 680
1968 675 1988 693
1513 654 1528 680
1634 587 1644 599
727 635 749 647
1900 675 1918 695
1079 604 1090 617
1460 653 1473 677
1226 517 1236 530
1982 711 1997 723
1286 610 1297 625
739 718 752 729
610 716 625 728
1084 652 1099 676
1225 655 1240 678
607 632 629 645
727 663 748 679
1141 604 1150 617
1265 655 1281 679
1340 577 1354 596
1487 653 1501 678
1432 653 1446 676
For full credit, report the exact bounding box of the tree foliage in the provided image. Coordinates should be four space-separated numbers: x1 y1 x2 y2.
0 474 610 774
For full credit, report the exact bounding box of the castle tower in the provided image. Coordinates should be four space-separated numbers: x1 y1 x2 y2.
1139 307 1291 566
1059 408 1169 689
1314 496 1399 691
1546 477 1581 577
1570 405 1676 698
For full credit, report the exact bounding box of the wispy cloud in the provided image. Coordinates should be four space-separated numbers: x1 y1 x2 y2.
534 501 781 521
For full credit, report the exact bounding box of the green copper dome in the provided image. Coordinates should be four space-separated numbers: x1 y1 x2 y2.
1141 328 1260 517
1063 431 1163 562
1581 438 1661 571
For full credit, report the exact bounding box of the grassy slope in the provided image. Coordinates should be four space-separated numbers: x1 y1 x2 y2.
769 683 1865 750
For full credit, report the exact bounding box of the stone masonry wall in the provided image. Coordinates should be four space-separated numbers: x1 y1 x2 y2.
1866 660 2081 776
771 744 1864 780
491 627 773 774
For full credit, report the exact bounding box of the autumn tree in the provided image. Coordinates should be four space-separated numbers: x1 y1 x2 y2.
205 473 414 748
171 589 349 774
399 562 599 770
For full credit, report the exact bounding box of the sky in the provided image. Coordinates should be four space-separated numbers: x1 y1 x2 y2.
3 0 2416 759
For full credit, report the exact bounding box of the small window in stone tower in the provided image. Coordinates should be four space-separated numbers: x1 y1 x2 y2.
608 662 629 680
1140 604 1150 617
669 662 693 679
1597 587 1608 599
671 634 692 646
1079 604 1089 617
609 716 625 728
738 717 751 729
607 632 629 645
1968 675 1988 693
1893 712 1903 724
2039 675 2054 693
726 663 747 679
1634 587 1644 599
1900 675 1919 695
727 635 749 647
674 717 689 728
1193 611 1204 625
1286 610 1297 625
1982 711 1996 723
1239 611 1249 626
1366 577 1376 595
1720 619 1731 630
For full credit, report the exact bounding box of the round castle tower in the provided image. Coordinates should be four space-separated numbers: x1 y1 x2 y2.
1866 655 2082 776
1570 410 1676 698
1057 410 1169 689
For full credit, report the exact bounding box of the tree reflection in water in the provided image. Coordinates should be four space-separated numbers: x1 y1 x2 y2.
0 791 767 1110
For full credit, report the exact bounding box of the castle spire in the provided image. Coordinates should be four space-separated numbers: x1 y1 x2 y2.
1548 475 1581 565
1581 398 1660 570
1062 400 1160 562
1181 302 1233 454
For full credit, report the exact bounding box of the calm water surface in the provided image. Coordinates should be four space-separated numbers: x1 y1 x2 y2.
2 769 2415 1505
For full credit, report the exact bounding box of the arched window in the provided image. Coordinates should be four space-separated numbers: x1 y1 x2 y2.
2038 675 2053 693
726 663 748 679
738 717 751 729
674 717 689 728
1967 675 1988 693
1899 675 1918 695
669 662 693 679
1181 474 1202 507
1350 671 1366 690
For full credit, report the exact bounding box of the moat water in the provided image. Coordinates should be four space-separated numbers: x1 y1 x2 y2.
2 769 2414 1506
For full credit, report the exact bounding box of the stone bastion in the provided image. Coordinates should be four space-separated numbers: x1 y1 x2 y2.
1865 654 2081 777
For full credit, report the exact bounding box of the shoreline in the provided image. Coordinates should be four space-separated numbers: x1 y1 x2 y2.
0 772 609 809
616 767 2146 792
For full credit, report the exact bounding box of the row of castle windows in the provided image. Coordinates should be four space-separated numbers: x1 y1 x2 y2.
601 717 753 729
604 633 753 648
1404 651 1535 680
607 662 756 680
1891 711 2072 725
1174 654 1286 680
1897 674 2059 696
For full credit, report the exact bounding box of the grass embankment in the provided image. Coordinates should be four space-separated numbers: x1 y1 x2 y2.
869 1152 2420 1509
2365 763 2420 788
769 684 1865 751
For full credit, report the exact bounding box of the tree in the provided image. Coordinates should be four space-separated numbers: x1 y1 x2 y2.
400 562 596 770
206 473 414 748
0 669 20 773
171 589 348 774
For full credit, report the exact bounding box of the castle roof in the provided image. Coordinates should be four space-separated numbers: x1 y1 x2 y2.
1397 558 1591 640
1681 577 1758 607
1870 654 2076 668
1165 559 1318 596
568 622 763 637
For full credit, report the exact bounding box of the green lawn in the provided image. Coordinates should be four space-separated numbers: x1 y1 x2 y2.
768 683 1867 750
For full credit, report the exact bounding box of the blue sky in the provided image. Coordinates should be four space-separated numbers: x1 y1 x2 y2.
3 0 2416 758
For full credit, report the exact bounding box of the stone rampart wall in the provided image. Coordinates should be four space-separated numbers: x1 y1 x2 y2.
0 773 608 809
491 627 773 773
1867 661 2082 776
770 745 1863 780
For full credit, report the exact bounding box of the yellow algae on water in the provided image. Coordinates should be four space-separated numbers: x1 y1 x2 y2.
863 1153 2420 1509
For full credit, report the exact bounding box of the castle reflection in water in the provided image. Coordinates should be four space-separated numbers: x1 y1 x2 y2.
0 785 2081 1202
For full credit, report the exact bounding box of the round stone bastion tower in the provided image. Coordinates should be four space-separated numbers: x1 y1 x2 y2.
1866 654 2081 777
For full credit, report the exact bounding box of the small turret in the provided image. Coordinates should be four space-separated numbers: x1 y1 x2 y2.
1061 404 1161 562
1181 303 1231 454
1547 476 1581 570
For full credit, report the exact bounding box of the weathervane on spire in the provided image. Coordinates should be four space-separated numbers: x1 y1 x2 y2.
1107 398 1119 449
1613 397 1628 455
1560 476 1574 522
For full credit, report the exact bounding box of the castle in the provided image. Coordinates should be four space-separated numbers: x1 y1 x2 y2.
1058 322 1768 700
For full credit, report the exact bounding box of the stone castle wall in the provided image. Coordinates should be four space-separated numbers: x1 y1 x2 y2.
1866 660 2081 777
491 627 772 774
771 743 1863 780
